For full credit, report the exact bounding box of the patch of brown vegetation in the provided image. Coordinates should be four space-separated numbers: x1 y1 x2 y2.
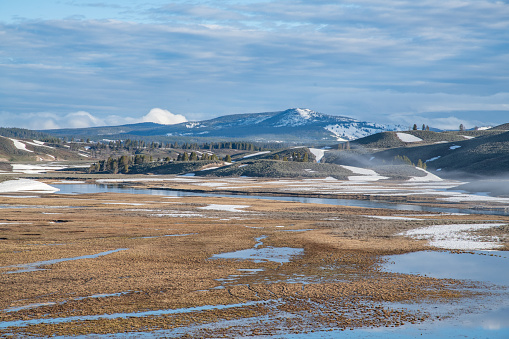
0 180 506 337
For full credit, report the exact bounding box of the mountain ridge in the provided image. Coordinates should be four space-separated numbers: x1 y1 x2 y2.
41 108 402 143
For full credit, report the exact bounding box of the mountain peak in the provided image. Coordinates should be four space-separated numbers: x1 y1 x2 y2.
291 108 316 119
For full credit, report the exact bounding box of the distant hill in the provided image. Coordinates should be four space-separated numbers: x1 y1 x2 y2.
42 108 403 144
0 127 59 142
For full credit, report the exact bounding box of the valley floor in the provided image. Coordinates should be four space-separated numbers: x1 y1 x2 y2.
0 175 508 337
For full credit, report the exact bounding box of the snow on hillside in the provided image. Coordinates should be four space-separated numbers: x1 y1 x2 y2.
243 151 271 158
340 165 388 181
326 122 398 141
309 148 327 163
408 167 442 182
396 133 422 143
9 138 34 152
272 108 322 127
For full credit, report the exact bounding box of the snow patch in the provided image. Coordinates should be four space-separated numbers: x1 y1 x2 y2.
309 148 326 163
426 156 441 163
400 223 506 250
24 140 54 149
449 145 461 150
340 165 388 181
408 167 443 182
242 151 270 158
9 138 33 152
0 179 59 193
396 133 422 143
199 204 250 212
11 164 67 174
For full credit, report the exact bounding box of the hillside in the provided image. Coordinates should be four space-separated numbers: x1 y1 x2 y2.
42 108 402 144
373 131 509 178
0 136 86 162
491 123 509 130
351 130 503 149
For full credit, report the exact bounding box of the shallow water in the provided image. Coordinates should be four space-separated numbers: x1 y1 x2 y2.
210 235 304 264
1 248 128 274
381 250 509 286
0 301 268 329
53 184 509 216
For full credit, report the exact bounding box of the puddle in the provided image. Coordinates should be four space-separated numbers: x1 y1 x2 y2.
382 250 509 286
1 248 128 274
210 236 304 264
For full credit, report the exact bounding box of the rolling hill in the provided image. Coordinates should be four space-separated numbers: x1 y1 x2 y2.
371 131 509 178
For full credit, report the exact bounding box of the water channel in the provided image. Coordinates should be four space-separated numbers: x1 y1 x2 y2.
53 183 509 216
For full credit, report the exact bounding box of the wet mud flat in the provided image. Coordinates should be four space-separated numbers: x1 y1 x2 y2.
0 185 508 337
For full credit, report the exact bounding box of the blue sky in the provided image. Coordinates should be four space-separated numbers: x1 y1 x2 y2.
1 0 508 130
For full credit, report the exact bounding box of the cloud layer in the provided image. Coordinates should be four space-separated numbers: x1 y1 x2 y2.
0 109 187 130
0 0 508 130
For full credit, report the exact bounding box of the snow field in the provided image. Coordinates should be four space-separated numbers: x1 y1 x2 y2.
199 204 251 212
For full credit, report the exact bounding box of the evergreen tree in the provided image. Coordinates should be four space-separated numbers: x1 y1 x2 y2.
413 124 418 130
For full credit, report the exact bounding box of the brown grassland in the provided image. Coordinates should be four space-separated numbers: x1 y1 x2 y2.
0 177 508 337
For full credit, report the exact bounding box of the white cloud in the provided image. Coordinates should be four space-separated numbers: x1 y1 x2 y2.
141 108 187 125
65 111 105 128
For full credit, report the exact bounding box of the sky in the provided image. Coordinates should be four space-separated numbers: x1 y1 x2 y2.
0 0 508 130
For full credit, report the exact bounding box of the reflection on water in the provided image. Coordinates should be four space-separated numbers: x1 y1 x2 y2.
53 184 509 216
210 235 304 264
382 250 509 286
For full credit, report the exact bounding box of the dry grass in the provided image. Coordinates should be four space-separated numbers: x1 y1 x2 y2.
0 180 507 337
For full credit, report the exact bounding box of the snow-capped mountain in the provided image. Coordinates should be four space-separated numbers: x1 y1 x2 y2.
43 108 402 143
